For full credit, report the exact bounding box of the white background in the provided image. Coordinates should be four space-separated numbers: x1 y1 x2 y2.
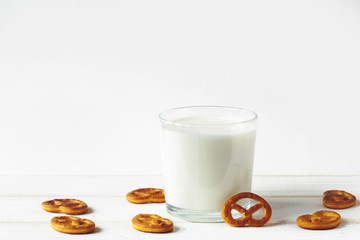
0 0 359 175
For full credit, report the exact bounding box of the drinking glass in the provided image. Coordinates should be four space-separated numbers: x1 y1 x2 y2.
159 106 257 222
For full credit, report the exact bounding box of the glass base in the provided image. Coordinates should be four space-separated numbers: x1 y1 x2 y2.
166 202 251 223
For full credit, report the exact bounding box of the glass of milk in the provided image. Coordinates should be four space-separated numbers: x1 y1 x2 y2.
159 106 257 222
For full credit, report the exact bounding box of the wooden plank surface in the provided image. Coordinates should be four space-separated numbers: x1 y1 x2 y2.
0 175 359 239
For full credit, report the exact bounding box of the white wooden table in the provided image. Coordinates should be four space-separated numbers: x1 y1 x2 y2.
0 175 359 239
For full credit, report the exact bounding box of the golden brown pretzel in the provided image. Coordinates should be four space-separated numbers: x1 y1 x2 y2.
221 192 272 227
323 190 356 209
132 214 173 233
296 210 341 230
42 199 88 215
51 216 95 234
126 188 165 204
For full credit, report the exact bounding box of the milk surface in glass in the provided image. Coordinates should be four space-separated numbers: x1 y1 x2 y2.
161 110 257 215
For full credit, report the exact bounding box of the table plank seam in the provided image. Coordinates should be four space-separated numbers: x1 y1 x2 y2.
0 194 326 198
0 220 359 224
0 174 358 177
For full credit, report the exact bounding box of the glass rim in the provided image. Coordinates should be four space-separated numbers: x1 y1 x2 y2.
159 105 258 127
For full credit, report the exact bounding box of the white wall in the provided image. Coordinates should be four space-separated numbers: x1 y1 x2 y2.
1 0 360 175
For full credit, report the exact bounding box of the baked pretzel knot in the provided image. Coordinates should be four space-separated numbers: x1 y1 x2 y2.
126 188 165 204
221 192 272 227
296 210 341 230
323 190 356 209
132 214 173 233
42 199 88 215
51 216 95 234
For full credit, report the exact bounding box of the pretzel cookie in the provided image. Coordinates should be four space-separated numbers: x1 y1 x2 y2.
221 192 272 227
132 214 173 233
51 216 95 234
296 210 341 230
323 190 356 209
126 188 165 204
42 199 88 215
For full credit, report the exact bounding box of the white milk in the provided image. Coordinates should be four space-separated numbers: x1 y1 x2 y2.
161 116 256 211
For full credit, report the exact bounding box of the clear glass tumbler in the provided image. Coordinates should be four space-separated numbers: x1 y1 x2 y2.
159 106 257 222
